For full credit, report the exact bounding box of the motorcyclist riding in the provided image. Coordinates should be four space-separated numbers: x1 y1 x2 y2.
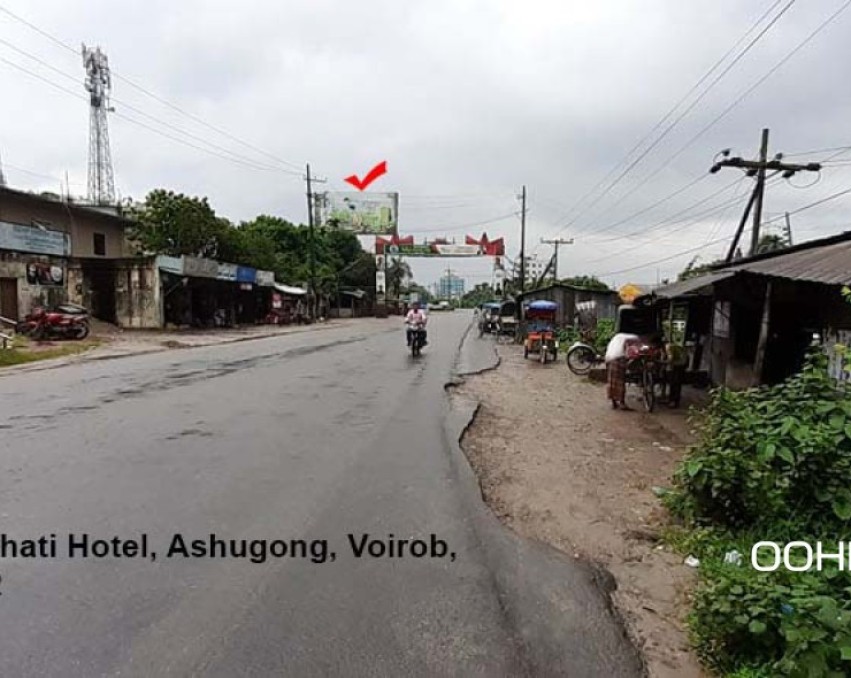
405 302 428 347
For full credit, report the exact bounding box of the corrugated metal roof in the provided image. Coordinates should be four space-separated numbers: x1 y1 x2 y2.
724 237 851 285
650 271 735 299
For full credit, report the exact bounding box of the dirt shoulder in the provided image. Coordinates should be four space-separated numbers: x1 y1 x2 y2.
457 341 707 678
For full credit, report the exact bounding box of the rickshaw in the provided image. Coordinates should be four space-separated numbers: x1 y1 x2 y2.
478 302 502 336
522 300 559 363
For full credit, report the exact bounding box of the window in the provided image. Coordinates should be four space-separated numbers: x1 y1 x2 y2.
93 232 106 256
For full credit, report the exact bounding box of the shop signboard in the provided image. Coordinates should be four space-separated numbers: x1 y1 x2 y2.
0 221 70 257
183 256 218 279
255 270 274 286
217 262 238 281
237 266 256 283
156 255 184 275
26 262 64 286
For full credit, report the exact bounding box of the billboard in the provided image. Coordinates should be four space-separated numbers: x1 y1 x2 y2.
375 233 504 257
317 192 398 235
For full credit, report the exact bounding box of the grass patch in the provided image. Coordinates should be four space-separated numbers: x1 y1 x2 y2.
0 337 102 367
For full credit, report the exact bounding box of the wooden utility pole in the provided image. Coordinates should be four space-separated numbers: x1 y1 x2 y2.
710 129 821 261
539 237 574 282
519 186 527 293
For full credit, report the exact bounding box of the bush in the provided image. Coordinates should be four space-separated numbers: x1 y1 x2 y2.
667 351 851 676
667 352 851 535
688 535 851 677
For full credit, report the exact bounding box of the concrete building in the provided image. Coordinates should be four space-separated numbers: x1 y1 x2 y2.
438 272 465 300
0 186 134 321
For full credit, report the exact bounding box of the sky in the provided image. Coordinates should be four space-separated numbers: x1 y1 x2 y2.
2 0 851 290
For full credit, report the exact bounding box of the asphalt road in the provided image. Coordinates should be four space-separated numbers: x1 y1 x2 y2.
0 313 642 677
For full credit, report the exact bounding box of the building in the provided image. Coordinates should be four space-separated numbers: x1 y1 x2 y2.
644 232 851 388
515 283 619 327
0 186 304 329
438 272 465 300
513 254 549 285
0 186 134 321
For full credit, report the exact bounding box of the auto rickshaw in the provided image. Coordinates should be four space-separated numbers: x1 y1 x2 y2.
522 300 558 363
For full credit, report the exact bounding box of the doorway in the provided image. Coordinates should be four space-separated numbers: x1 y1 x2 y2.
0 278 18 320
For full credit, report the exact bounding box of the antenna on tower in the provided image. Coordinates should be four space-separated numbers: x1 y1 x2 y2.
82 43 115 205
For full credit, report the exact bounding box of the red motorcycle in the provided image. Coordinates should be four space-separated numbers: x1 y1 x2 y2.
19 304 90 340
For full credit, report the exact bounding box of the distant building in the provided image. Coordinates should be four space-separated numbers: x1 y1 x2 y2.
514 255 548 284
438 272 465 300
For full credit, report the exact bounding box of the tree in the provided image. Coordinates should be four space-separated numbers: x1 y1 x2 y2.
756 233 788 255
460 283 497 308
560 275 610 291
386 258 412 300
129 189 224 258
678 256 724 281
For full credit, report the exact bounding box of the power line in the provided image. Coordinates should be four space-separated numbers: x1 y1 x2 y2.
0 38 301 175
405 211 521 234
564 0 850 240
598 180 851 278
0 3 305 172
545 0 794 235
0 55 305 175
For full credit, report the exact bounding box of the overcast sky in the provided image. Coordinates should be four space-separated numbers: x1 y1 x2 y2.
2 0 851 289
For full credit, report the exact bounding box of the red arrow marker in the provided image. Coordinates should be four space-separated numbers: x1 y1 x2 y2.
344 161 387 191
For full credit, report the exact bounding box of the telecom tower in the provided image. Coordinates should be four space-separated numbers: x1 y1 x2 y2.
82 44 115 204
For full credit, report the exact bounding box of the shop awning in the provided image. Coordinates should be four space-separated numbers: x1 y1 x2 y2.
273 283 307 296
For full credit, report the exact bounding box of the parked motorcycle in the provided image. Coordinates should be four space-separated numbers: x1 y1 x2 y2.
19 305 90 340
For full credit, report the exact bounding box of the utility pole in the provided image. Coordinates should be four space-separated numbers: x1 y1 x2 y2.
784 212 793 246
710 129 820 261
304 163 327 319
750 128 770 256
539 237 573 282
519 185 527 293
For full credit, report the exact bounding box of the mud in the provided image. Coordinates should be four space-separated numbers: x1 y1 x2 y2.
458 341 708 678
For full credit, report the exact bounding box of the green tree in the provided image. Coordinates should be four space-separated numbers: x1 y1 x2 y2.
559 275 610 291
386 258 412 300
129 189 224 257
460 283 497 308
756 233 788 254
678 255 724 281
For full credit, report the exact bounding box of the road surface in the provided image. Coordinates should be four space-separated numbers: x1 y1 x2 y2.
0 313 641 677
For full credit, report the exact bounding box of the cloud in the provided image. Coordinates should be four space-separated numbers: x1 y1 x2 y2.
1 0 851 286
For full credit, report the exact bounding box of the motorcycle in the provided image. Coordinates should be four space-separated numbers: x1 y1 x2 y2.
19 305 90 340
408 325 427 357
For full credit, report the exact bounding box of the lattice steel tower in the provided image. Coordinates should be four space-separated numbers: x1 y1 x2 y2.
82 44 115 204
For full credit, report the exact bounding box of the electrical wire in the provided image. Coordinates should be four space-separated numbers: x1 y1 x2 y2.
0 4 306 172
0 54 303 175
544 0 794 235
0 37 300 174
560 0 851 241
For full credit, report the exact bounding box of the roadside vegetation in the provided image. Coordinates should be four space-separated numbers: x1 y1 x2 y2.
664 352 851 677
0 335 101 367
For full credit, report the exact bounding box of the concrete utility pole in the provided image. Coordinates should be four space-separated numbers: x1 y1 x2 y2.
710 128 821 260
784 212 794 246
304 164 327 319
539 237 573 282
519 185 527 293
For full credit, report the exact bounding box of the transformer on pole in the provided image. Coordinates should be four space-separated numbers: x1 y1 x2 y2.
82 44 115 205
